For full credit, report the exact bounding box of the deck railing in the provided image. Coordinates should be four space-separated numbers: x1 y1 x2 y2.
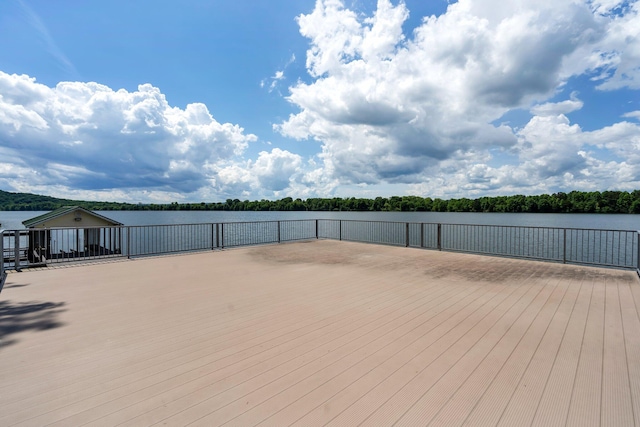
2 220 639 280
123 220 317 257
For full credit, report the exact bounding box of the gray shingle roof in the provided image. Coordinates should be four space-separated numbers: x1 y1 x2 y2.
22 206 123 228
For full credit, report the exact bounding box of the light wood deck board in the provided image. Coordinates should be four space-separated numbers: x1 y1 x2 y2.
106 278 466 426
227 282 508 426
464 274 582 426
7 275 413 424
621 280 640 425
63 275 464 426
425 275 570 426
388 271 556 426
2 273 371 406
498 273 592 426
159 280 491 426
600 278 634 426
2 265 363 381
262 282 504 427
563 276 606 427
0 240 638 427
336 270 543 426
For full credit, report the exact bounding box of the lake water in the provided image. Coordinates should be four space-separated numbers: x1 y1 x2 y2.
1 210 638 231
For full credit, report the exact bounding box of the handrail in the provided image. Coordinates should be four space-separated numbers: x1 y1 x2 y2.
1 220 638 273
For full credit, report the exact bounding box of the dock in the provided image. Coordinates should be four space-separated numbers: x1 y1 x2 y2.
1 240 639 426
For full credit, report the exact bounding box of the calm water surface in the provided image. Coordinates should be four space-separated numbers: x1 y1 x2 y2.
1 210 638 231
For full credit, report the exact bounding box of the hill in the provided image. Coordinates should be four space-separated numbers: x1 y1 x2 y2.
0 190 135 211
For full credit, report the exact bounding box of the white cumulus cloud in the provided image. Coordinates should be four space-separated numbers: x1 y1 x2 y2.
0 72 254 193
3 0 640 202
530 94 584 116
0 71 304 200
275 0 640 196
216 148 304 197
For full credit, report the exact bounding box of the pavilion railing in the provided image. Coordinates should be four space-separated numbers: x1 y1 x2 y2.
1 221 639 281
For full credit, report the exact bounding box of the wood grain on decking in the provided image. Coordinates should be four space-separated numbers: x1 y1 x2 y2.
0 240 638 426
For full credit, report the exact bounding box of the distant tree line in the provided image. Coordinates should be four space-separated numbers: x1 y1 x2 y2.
0 190 135 212
1 189 640 214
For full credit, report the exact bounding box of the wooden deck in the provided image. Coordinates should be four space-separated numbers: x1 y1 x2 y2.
1 240 639 426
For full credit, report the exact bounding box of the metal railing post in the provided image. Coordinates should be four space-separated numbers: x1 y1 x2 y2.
437 223 442 251
221 223 225 249
405 223 410 247
339 220 342 241
126 227 131 258
637 231 640 278
277 221 281 243
420 223 424 248
211 223 215 250
216 223 220 248
315 220 318 239
14 231 21 271
563 228 567 264
0 231 5 293
76 229 80 259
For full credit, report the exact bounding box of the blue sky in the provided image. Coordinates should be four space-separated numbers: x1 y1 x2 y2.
0 0 639 203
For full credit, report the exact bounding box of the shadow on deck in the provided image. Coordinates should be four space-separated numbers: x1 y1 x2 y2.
0 299 66 349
